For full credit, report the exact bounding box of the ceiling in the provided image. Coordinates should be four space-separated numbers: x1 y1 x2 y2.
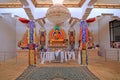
0 0 120 8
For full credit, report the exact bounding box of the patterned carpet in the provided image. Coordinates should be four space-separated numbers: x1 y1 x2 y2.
16 65 99 80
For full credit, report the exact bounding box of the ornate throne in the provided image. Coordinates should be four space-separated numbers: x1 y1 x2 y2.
48 25 67 48
68 27 75 50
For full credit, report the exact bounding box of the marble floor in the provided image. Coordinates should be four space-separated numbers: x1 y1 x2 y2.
0 54 120 80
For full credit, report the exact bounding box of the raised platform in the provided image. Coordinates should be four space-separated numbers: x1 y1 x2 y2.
48 45 67 48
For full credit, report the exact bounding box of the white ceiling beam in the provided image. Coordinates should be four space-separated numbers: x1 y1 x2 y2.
88 0 97 6
82 7 93 19
36 18 46 27
81 0 97 20
70 20 77 27
81 0 91 20
19 0 29 6
19 0 35 20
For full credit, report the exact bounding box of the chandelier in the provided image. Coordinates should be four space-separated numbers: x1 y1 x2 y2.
46 0 71 24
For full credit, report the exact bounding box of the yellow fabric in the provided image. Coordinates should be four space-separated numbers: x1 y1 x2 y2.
29 50 34 65
82 50 87 65
28 28 30 44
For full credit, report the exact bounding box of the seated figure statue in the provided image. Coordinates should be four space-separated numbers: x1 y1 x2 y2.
53 30 63 40
49 25 65 45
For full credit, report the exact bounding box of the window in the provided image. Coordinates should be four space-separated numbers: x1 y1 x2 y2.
109 19 120 48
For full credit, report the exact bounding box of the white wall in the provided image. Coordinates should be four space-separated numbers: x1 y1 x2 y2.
0 8 29 19
88 20 99 45
88 8 120 18
0 8 120 19
98 15 112 56
89 14 113 56
0 13 16 61
16 19 27 49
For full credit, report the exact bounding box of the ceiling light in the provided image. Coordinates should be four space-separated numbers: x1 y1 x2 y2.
52 0 64 5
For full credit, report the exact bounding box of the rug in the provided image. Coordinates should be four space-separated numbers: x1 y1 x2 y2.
16 65 99 80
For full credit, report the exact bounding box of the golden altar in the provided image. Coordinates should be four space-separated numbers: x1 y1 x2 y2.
48 39 67 48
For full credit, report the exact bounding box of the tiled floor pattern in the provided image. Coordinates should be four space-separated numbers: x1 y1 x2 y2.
16 65 99 80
